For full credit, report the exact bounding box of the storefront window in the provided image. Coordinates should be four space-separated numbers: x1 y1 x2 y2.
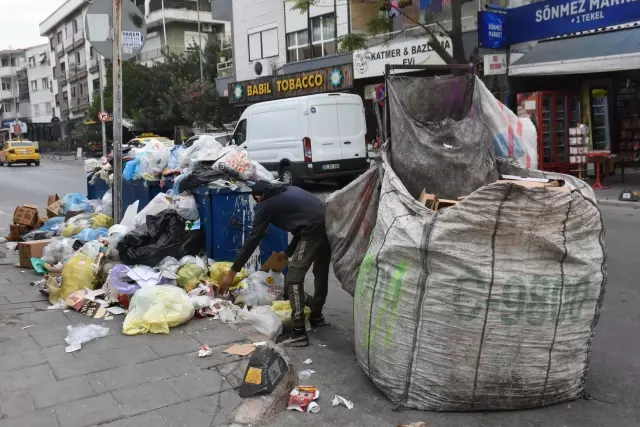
311 14 336 58
286 30 310 63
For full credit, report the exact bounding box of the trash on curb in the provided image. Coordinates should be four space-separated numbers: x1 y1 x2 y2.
298 369 315 380
332 394 354 409
224 343 255 357
198 344 213 358
303 358 312 365
64 324 109 352
287 386 320 413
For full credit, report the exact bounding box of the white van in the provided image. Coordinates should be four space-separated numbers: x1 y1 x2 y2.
229 93 368 185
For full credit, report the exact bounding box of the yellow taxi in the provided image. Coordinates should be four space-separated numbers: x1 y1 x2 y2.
0 139 40 167
127 133 174 149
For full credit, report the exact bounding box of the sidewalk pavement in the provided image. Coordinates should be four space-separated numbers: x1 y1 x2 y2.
593 169 640 208
0 247 290 427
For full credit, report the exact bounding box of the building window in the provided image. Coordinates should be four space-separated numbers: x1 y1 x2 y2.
286 30 310 63
4 102 12 112
90 47 94 59
71 86 77 99
57 31 63 43
1 58 8 67
45 102 52 113
311 14 336 58
31 80 38 92
72 19 78 33
75 51 82 64
42 78 50 89
61 62 66 74
1 81 10 91
50 38 55 49
28 56 36 67
93 78 100 92
33 104 40 116
63 91 68 100
248 27 278 61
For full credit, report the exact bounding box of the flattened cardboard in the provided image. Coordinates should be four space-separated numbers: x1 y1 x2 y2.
46 200 61 218
224 343 256 357
47 194 60 206
261 252 288 273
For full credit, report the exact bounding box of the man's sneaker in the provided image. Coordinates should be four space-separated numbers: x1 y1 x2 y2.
277 329 309 347
310 314 330 328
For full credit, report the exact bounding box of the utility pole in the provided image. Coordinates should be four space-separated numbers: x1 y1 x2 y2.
162 0 168 49
197 0 203 80
112 0 123 222
99 56 107 157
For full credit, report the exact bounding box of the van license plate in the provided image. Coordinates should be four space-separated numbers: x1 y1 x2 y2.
322 164 340 170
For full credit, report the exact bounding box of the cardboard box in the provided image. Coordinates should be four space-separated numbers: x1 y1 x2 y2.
47 194 60 206
497 179 568 192
261 252 289 273
17 239 53 268
437 199 458 210
13 205 40 228
9 224 30 242
46 200 62 218
418 190 439 210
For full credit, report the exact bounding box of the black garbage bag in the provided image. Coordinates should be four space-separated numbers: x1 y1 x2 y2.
117 210 204 266
178 162 223 193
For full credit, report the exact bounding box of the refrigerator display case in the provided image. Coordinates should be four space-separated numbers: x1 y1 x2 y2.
516 91 580 172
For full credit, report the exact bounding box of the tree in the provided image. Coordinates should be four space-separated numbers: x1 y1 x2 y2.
180 80 220 129
290 0 468 65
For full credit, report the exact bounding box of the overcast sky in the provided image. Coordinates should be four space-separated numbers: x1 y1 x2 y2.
1 0 67 50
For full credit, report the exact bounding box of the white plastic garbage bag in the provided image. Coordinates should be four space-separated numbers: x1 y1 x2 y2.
175 193 199 221
233 271 285 307
65 324 109 352
134 193 174 227
236 306 283 341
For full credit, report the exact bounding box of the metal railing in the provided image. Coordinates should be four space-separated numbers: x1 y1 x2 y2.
217 60 233 77
140 0 212 14
136 45 186 61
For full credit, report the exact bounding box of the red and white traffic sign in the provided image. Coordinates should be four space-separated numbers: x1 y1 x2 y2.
98 111 109 122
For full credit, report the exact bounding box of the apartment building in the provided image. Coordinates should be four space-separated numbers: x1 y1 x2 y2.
39 0 229 127
0 49 27 129
25 44 57 124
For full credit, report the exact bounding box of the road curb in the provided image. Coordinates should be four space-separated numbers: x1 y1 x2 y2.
597 199 640 209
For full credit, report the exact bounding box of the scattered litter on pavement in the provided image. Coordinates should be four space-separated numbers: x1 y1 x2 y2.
332 394 354 409
254 341 267 346
303 358 313 365
317 344 327 347
106 306 126 315
104 316 114 320
64 324 109 352
21 325 34 330
287 386 320 413
224 343 256 357
198 344 213 358
298 369 315 380
397 423 429 427
47 301 66 310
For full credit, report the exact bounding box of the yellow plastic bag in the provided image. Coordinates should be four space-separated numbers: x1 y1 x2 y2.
209 262 247 289
60 253 96 299
46 275 61 304
271 300 311 328
92 214 114 229
177 264 206 293
123 285 195 335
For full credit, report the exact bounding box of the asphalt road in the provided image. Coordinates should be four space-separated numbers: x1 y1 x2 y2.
2 160 637 426
270 203 640 427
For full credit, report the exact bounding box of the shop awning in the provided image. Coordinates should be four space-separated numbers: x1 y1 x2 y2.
509 27 640 76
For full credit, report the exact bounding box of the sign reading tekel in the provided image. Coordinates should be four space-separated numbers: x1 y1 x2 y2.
353 36 452 79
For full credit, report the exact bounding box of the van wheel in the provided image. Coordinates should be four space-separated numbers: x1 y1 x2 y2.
279 166 299 186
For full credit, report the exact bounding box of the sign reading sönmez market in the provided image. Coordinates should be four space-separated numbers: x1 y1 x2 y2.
353 36 453 79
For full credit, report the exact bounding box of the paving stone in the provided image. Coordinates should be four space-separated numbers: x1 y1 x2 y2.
0 290 23 298
157 391 242 427
216 359 250 389
0 296 9 305
112 381 181 417
187 324 246 348
101 411 168 427
20 310 68 325
86 365 150 394
0 349 46 372
136 354 199 382
101 344 159 370
29 329 66 348
54 394 123 427
0 307 36 315
21 319 67 337
0 302 35 311
32 301 52 311
184 344 244 370
5 293 47 304
75 333 137 355
167 369 233 401
0 326 29 341
0 409 57 427
0 365 55 393
0 390 35 418
143 333 202 358
50 353 109 380
42 345 71 363
29 377 96 409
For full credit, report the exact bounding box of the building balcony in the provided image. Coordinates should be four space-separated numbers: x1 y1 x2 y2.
141 0 223 29
60 100 69 112
217 59 233 77
56 43 64 57
89 58 99 73
71 94 90 112
68 62 87 83
0 89 15 100
57 73 67 86
136 45 185 62
73 29 85 48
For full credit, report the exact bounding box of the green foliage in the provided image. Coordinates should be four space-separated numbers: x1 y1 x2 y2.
337 33 367 53
90 38 224 130
367 15 392 35
289 0 316 13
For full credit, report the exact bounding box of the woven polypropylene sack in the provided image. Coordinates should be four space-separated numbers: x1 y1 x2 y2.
354 156 606 411
387 74 498 200
325 167 381 296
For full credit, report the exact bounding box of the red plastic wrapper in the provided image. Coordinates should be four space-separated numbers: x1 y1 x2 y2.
287 386 320 413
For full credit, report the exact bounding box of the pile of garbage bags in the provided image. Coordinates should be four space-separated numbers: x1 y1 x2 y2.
325 75 606 411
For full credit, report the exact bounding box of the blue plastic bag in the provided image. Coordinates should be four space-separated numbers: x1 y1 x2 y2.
39 217 66 234
123 157 142 181
61 193 92 214
168 146 184 170
75 227 109 242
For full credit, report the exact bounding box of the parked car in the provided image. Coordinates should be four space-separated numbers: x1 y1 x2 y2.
0 139 40 167
183 132 231 148
229 93 368 185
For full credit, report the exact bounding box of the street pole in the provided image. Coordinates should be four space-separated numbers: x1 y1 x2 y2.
112 0 123 222
197 0 203 80
99 55 107 158
162 0 168 48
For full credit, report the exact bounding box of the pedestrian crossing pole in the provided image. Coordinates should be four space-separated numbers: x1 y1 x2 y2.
112 0 123 222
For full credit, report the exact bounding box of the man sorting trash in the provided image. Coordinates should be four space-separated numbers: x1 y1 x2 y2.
219 181 330 347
